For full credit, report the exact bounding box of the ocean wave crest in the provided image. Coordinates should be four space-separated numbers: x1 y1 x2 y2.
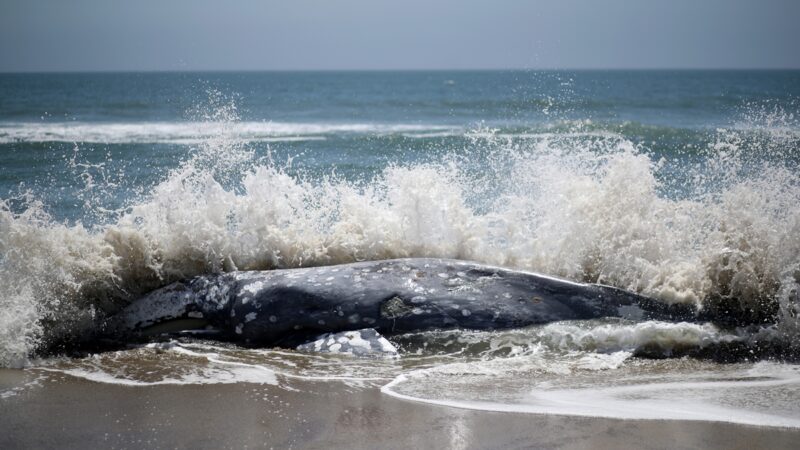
1 102 799 367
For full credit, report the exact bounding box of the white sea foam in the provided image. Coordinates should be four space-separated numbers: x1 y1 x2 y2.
538 321 733 354
380 350 800 429
381 370 800 428
36 340 395 388
47 364 278 387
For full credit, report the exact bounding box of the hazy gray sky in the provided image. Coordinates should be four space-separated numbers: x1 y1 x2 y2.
1 0 798 72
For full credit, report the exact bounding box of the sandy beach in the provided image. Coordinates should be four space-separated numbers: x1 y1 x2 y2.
1 369 797 450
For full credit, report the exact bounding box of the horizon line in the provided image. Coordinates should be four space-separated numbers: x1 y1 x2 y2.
2 67 800 75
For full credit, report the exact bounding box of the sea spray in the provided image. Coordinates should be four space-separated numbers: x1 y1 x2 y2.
1 94 799 366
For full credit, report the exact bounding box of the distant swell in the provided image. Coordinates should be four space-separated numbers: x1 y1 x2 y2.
0 121 459 144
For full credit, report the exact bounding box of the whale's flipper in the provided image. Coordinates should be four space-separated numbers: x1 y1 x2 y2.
296 328 399 358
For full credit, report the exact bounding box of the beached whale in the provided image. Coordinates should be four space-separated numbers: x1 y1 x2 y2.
104 258 706 348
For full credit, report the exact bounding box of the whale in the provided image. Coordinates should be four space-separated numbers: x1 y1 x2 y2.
103 258 710 349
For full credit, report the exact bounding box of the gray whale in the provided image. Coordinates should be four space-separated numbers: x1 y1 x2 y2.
106 258 704 346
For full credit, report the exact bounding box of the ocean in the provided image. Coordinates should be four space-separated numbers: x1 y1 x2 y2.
1 70 800 427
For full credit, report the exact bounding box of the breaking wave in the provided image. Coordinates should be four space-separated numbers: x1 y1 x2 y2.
1 96 799 367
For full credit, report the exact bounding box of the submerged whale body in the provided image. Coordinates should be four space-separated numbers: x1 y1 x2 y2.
106 258 705 348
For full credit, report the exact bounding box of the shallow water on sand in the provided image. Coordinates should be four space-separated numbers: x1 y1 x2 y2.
6 321 797 428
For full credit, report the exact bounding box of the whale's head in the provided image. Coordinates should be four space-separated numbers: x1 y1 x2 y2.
103 275 234 338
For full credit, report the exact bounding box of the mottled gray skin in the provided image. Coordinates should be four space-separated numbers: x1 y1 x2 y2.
108 258 699 346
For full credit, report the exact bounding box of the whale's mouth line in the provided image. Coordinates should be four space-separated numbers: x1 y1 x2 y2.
137 318 210 336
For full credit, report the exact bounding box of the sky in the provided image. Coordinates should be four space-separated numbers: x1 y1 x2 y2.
1 0 798 72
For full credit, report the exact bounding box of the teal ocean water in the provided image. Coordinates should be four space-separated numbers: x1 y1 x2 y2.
2 71 800 425
2 71 798 221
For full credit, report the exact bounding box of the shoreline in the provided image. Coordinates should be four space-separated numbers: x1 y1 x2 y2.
2 369 798 449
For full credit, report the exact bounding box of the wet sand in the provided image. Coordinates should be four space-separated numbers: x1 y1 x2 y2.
1 369 798 449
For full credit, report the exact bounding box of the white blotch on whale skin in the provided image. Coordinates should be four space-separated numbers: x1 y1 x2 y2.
438 273 449 278
245 312 257 323
411 296 426 303
187 312 204 319
348 314 360 324
503 293 512 299
206 285 230 310
326 277 335 281
444 278 464 287
462 309 472 317
235 324 243 334
346 333 372 351
268 315 277 323
241 281 265 296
